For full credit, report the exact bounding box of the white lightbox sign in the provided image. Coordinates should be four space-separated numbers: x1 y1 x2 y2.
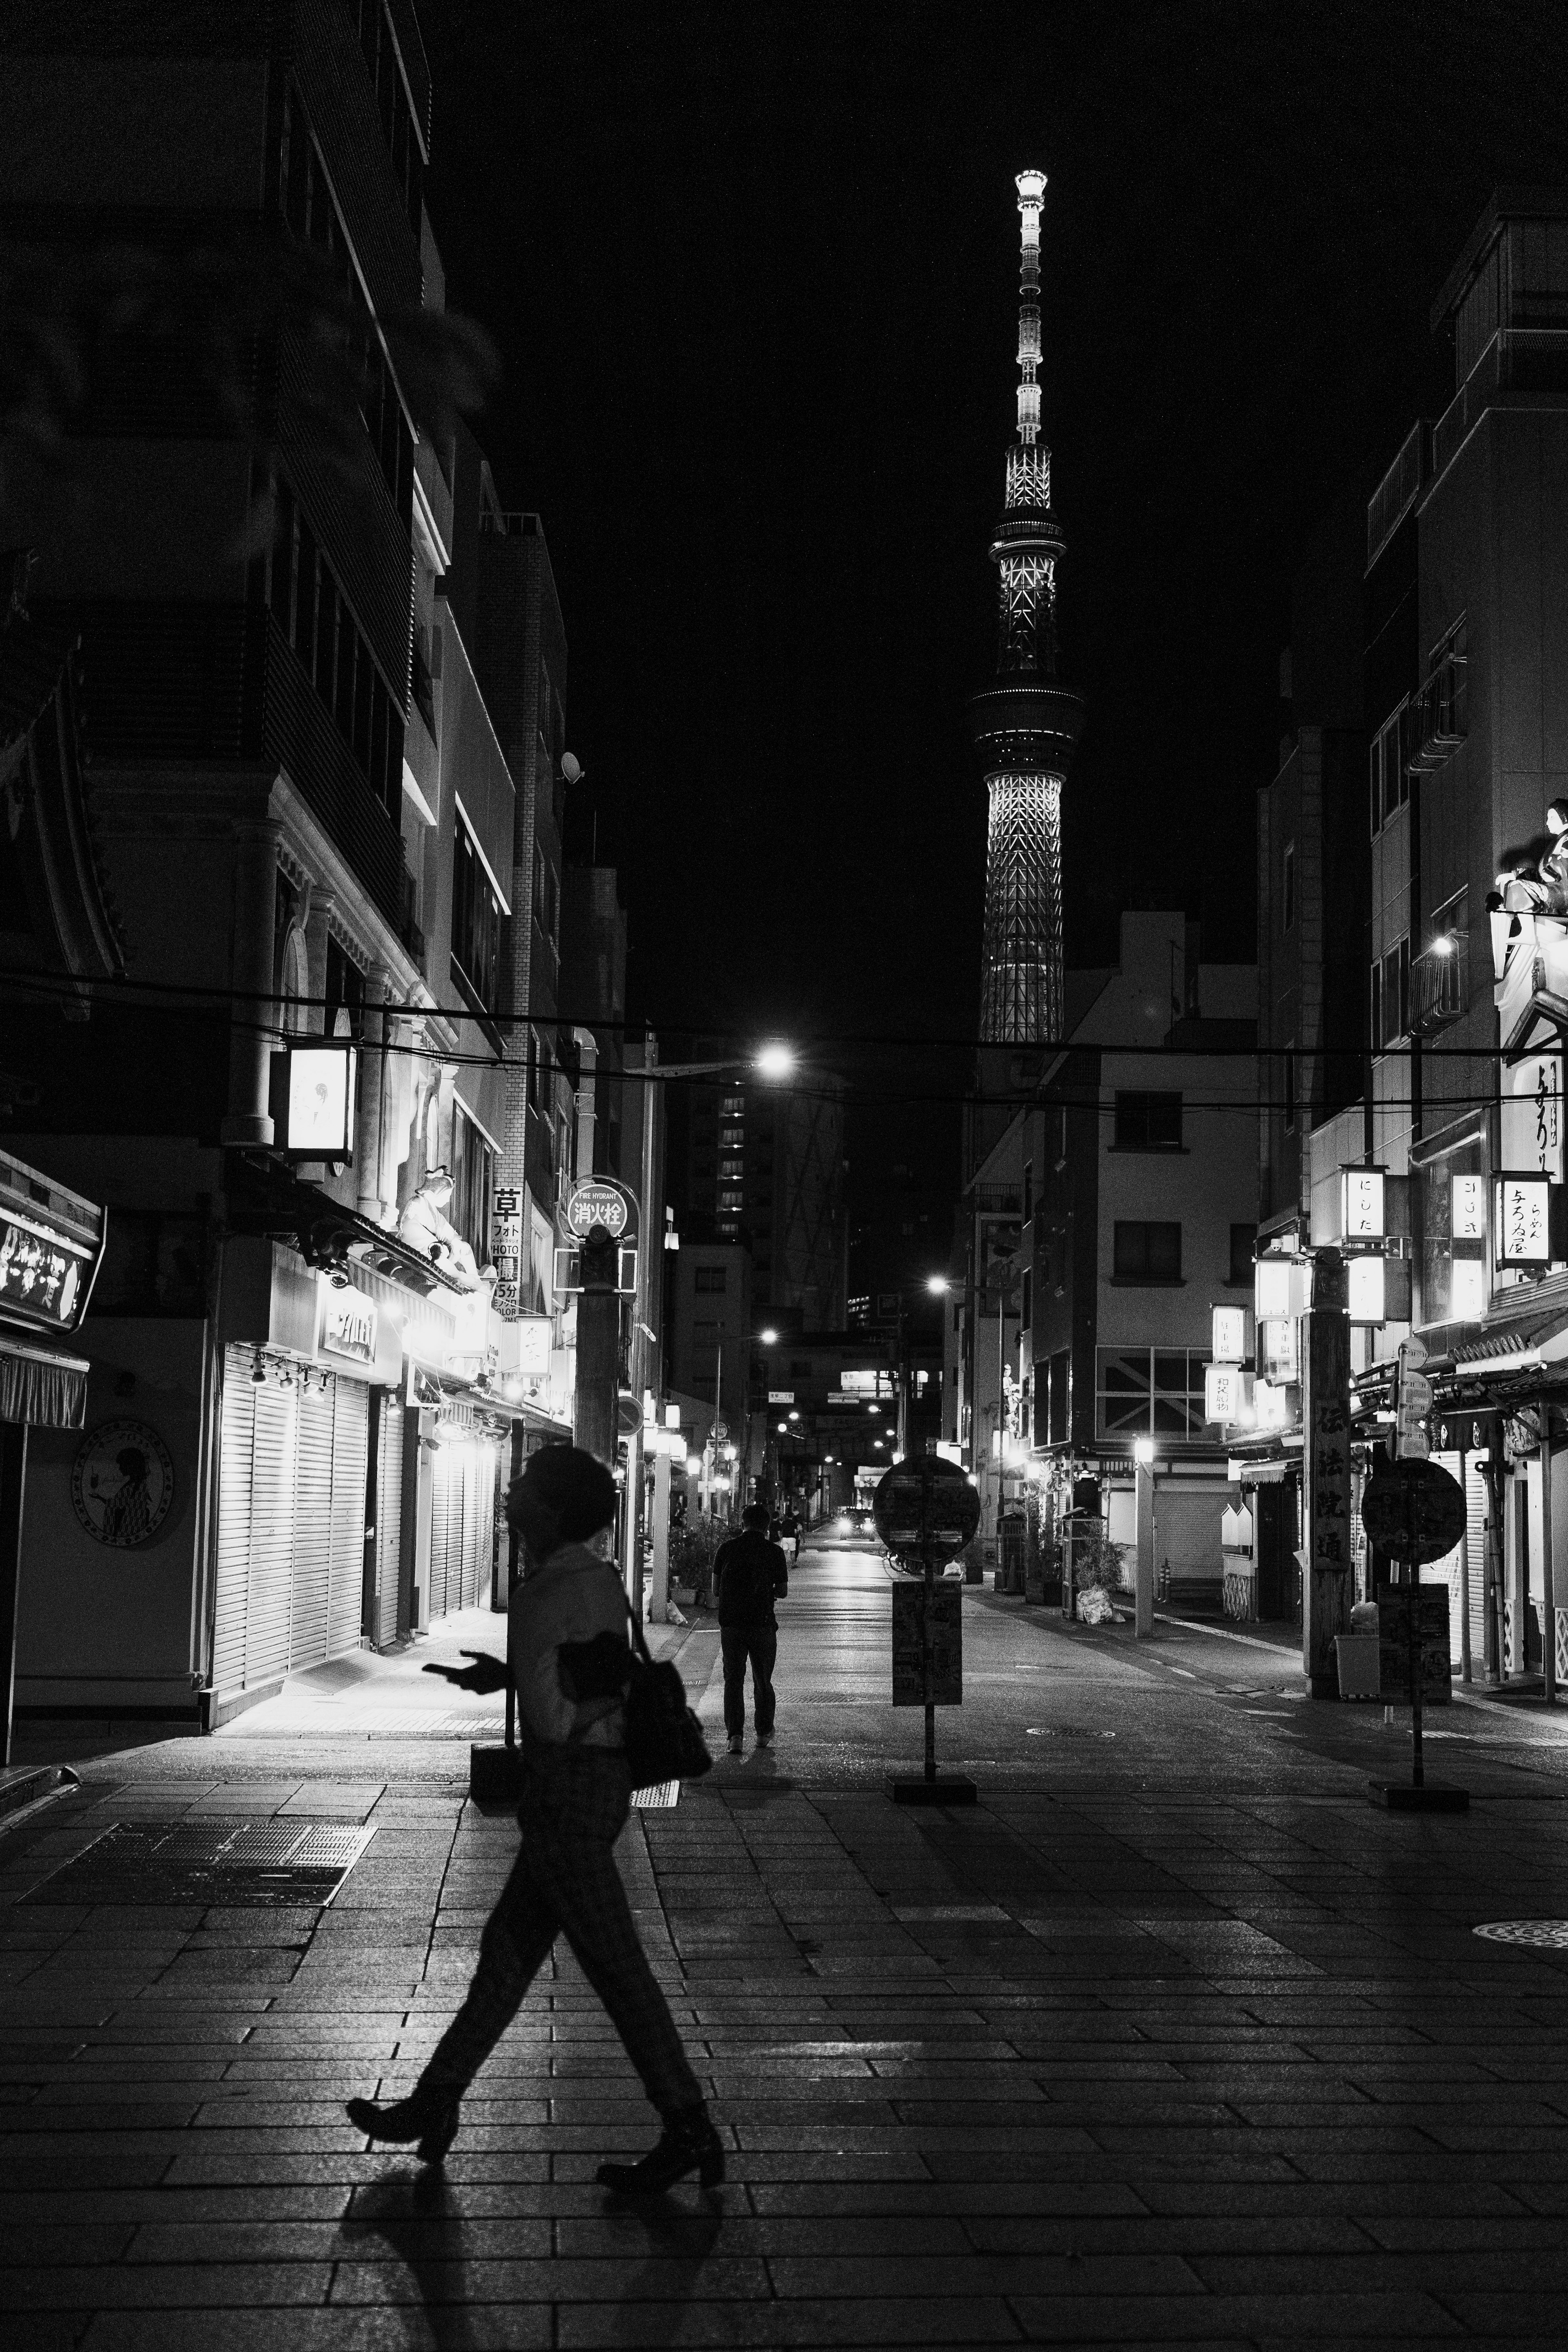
1451 1176 1485 1241
1496 1176 1552 1268
1346 1254 1386 1325
1501 1054 1563 1180
1258 1316 1298 1385
286 1045 356 1158
1211 1306 1246 1364
1341 1168 1385 1240
1204 1363 1250 1424
1254 1258 1292 1320
1451 1258 1486 1320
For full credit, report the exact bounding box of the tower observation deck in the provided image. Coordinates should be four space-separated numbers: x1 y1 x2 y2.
969 168 1085 1045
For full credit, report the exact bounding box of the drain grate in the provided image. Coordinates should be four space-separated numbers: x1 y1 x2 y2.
22 1818 376 1909
1474 1919 1568 1950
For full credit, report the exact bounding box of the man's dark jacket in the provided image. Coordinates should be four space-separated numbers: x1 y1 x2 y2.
713 1529 789 1628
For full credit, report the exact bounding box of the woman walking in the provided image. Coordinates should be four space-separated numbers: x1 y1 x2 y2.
345 1446 722 2195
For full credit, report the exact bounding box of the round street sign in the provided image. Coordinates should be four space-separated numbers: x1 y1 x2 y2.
563 1178 634 1242
872 1456 981 1562
1360 1459 1466 1564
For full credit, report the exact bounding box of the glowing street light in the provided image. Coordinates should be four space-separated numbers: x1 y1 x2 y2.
754 1042 796 1079
926 1275 951 1295
759 1326 779 1346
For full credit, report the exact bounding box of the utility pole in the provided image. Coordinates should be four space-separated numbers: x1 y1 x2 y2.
574 1223 619 1467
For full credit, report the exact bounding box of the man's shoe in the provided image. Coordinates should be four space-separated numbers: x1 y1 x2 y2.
727 1735 744 1755
755 1731 774 1749
345 2085 460 2165
596 2103 725 2196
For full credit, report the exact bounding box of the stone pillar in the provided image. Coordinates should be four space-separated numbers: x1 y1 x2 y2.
1302 1249 1352 1697
356 963 391 1225
221 818 282 1146
304 891 338 1035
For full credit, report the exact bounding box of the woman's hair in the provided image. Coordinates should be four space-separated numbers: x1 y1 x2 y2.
519 1445 617 1539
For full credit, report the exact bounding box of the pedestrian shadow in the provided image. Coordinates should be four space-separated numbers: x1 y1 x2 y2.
343 2171 481 2352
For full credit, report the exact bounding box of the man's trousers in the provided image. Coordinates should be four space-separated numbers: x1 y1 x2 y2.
721 1624 778 1739
421 1746 701 2116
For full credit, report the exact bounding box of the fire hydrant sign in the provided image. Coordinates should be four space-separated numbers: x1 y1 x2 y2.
891 1580 962 1705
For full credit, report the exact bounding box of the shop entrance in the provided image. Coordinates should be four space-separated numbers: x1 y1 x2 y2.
1255 1479 1299 1624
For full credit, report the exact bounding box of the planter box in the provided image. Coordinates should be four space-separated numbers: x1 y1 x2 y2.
1335 1633 1381 1701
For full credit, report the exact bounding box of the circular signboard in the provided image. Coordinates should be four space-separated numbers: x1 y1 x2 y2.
71 1419 176 1548
872 1457 981 1562
563 1177 634 1242
1360 1459 1466 1563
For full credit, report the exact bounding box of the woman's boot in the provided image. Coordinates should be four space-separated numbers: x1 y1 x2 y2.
345 2082 461 2165
595 2102 725 2195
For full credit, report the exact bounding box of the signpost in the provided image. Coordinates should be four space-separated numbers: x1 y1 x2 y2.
1360 1457 1469 1812
873 1453 980 1806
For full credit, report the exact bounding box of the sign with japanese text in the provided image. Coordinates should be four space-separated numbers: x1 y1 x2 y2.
768 1390 795 1403
1347 1254 1386 1325
319 1286 377 1363
1395 1335 1432 1459
1211 1306 1246 1363
841 1368 894 1396
1254 1256 1294 1320
1258 1315 1298 1385
513 1314 552 1376
490 1187 524 1318
891 1579 962 1705
1452 1175 1485 1240
563 1177 636 1242
1495 1175 1552 1268
1204 1363 1250 1424
1501 1055 1563 1180
1341 1168 1386 1241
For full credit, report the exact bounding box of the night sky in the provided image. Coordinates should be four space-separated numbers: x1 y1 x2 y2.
420 0 1568 1248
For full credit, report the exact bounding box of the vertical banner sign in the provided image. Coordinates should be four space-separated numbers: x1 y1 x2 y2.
890 1581 962 1704
1501 1054 1564 1178
490 1187 524 1319
1303 1250 1352 1692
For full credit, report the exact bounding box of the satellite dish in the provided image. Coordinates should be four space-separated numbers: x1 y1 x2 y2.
561 752 583 785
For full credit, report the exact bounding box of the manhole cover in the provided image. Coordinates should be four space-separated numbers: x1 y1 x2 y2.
22 1819 375 1909
1026 1727 1116 1739
1474 1920 1568 1949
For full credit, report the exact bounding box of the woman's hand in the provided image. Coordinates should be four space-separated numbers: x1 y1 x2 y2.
423 1650 509 1694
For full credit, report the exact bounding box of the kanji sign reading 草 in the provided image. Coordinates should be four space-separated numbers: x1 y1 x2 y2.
490 1187 523 1318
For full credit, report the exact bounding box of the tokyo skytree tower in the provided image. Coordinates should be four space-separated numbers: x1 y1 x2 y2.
970 168 1085 1044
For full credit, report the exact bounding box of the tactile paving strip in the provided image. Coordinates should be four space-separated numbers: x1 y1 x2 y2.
22 1818 376 1909
632 1781 680 1809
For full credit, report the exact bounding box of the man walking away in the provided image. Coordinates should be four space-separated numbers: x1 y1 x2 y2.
713 1502 789 1754
780 1502 801 1566
345 1446 722 2197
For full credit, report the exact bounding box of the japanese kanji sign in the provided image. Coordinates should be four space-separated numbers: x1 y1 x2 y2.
1495 1175 1551 1268
1501 1055 1563 1180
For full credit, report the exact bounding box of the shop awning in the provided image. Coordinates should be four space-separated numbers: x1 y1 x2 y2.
0 1331 90 1429
408 1356 571 1438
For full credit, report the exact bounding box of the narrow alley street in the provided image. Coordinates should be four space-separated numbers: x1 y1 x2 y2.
6 1541 1568 2347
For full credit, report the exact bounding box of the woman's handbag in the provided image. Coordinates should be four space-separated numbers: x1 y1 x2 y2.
620 1600 713 1791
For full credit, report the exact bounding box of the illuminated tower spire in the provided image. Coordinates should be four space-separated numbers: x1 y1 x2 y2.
970 167 1085 1044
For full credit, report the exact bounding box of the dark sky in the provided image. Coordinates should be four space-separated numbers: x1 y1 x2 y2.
420 0 1568 1238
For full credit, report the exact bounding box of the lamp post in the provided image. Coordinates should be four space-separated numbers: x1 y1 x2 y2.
1133 1434 1156 1637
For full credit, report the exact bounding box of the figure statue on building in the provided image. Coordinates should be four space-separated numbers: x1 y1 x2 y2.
397 1166 489 1292
1494 800 1568 913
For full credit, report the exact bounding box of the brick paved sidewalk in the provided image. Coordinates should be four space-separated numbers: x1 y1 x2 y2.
7 1734 1568 2348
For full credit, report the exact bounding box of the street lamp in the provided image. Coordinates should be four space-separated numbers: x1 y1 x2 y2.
926 1274 951 1295
754 1042 796 1078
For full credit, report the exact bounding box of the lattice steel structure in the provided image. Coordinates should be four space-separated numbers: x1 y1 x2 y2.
970 169 1085 1044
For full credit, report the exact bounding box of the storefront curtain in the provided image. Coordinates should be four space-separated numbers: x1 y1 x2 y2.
0 1336 89 1430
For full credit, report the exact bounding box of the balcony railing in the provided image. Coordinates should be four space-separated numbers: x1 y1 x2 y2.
1408 650 1468 772
1367 421 1428 570
1432 328 1568 479
1410 932 1469 1035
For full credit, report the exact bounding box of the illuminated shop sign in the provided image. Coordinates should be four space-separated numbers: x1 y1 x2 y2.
1452 1176 1485 1240
1341 1168 1385 1241
840 1369 893 1396
1211 1306 1246 1363
1495 1176 1552 1268
320 1286 378 1363
275 1045 357 1158
1204 1364 1251 1424
1346 1255 1385 1325
0 1205 100 1336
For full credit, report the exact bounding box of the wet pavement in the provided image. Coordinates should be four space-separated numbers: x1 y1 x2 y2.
5 1541 1568 2346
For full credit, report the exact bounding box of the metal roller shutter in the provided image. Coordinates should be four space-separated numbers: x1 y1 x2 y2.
290 1380 335 1670
459 1446 481 1610
428 1444 455 1621
246 1381 297 1691
376 1394 403 1649
328 1378 369 1659
213 1349 254 1696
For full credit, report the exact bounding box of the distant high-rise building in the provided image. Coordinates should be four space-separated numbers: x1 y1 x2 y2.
685 1067 846 1329
969 168 1085 1048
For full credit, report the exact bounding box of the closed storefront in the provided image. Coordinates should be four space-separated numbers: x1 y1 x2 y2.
212 1346 376 1702
424 1431 500 1623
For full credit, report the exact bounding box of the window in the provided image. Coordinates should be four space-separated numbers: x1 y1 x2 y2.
1370 702 1410 837
324 934 364 1041
1113 1091 1183 1150
694 1266 727 1294
1096 1347 1209 1442
266 483 403 819
1283 842 1296 932
1113 1221 1182 1282
1380 936 1410 1046
451 1104 493 1265
1229 1223 1258 1286
720 1124 745 1147
719 1156 744 1179
452 814 503 1019
354 1 424 230
1432 886 1469 947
